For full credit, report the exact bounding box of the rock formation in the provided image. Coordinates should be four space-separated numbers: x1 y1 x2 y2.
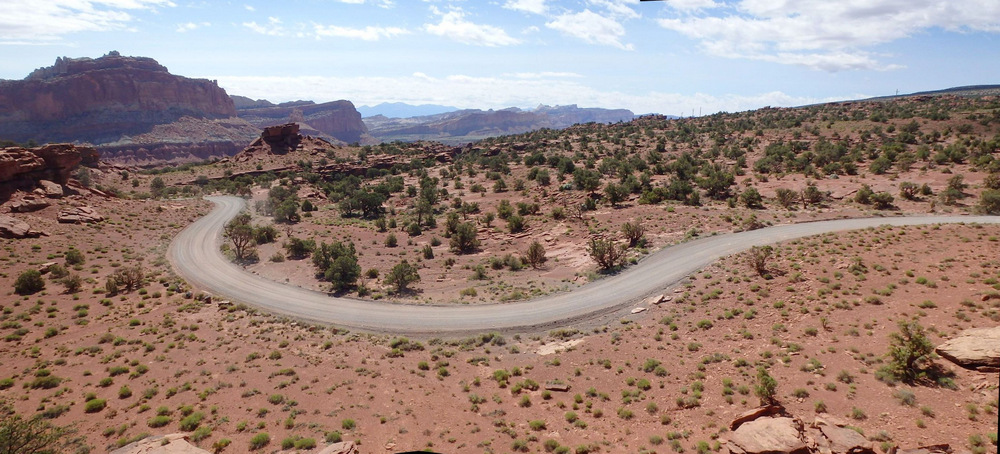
0 143 96 201
720 405 964 454
935 326 1000 370
236 100 368 144
0 52 235 145
0 214 45 238
109 434 211 454
57 206 104 224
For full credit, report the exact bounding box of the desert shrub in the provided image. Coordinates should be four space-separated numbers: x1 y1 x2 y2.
775 188 798 208
64 249 85 265
0 410 86 453
60 274 83 293
178 412 204 431
249 432 270 450
878 320 935 384
385 260 420 293
83 399 106 413
980 189 1000 214
148 416 171 428
507 214 525 233
746 245 773 277
754 366 778 406
449 222 479 253
588 237 625 270
622 220 645 248
14 270 45 295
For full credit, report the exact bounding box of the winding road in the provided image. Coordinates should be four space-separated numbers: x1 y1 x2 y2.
168 196 1000 335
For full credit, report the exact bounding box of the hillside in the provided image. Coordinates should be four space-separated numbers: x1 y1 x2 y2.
0 91 997 453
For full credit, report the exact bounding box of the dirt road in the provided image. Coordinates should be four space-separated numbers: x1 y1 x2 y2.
168 196 999 335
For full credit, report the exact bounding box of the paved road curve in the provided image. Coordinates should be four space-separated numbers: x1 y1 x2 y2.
168 196 1000 335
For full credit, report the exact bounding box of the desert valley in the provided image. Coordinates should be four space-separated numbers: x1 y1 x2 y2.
0 53 998 454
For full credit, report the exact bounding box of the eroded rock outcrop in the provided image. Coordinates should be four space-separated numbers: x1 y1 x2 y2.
109 434 210 454
0 143 96 200
0 52 235 145
935 326 1000 370
723 407 949 454
236 100 368 144
0 214 45 238
58 206 104 224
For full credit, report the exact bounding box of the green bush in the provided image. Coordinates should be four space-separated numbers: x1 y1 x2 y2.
64 249 85 265
14 270 45 295
178 412 204 431
147 416 171 428
84 399 106 413
249 432 270 450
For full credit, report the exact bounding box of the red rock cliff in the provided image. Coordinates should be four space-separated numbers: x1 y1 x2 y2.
0 51 236 144
236 100 368 144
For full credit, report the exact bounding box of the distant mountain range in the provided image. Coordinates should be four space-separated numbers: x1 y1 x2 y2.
363 104 636 145
356 102 459 118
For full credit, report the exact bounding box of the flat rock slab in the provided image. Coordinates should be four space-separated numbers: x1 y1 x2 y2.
57 206 104 223
935 326 1000 369
110 434 210 454
9 197 50 212
318 441 359 454
0 214 44 238
728 417 808 454
817 424 874 454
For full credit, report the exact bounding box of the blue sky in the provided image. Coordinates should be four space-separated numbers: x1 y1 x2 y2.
2 0 999 115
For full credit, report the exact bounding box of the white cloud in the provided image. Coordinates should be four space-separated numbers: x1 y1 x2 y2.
243 16 285 36
587 0 640 20
212 73 850 115
175 21 209 33
546 9 633 50
503 0 547 15
657 0 1000 71
244 4 255 11
424 7 520 46
663 0 717 11
311 24 409 41
334 0 394 7
0 0 174 41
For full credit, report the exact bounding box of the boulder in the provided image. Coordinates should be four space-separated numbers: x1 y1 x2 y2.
318 441 359 454
893 444 952 454
38 180 64 198
57 206 104 224
935 326 1000 369
109 434 210 454
816 424 874 454
727 417 809 454
730 405 786 430
0 215 45 238
9 197 50 212
544 380 571 392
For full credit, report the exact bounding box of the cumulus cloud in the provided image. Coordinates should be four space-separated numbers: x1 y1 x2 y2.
212 73 850 115
546 9 633 50
504 0 547 15
657 0 1000 71
0 0 174 42
311 24 409 41
424 7 520 46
